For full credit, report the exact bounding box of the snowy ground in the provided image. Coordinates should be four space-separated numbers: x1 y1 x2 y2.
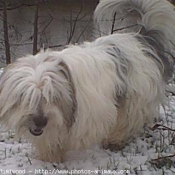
1 70 175 175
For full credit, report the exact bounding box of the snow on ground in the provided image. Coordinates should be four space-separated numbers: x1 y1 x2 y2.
1 70 175 174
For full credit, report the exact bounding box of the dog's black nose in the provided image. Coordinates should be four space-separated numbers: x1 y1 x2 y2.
33 116 48 128
29 115 48 136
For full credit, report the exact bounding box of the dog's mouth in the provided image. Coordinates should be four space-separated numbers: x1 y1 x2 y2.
29 128 43 136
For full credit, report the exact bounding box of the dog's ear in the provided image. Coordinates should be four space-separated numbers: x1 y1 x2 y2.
58 61 77 127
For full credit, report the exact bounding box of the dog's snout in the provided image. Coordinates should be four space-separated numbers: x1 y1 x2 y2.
33 116 48 128
29 114 48 136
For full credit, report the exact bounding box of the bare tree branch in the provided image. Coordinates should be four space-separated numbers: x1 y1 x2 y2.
111 12 116 34
1 0 11 64
33 0 39 55
113 24 138 33
67 1 83 44
0 4 34 11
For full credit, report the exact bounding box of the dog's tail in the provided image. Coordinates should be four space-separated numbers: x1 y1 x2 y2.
94 0 175 79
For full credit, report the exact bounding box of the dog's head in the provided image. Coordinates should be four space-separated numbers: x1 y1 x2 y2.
0 51 76 139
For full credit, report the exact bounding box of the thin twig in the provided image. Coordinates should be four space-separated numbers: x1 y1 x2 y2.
113 24 138 32
150 154 175 162
150 124 175 132
111 12 116 34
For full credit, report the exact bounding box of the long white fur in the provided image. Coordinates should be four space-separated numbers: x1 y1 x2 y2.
0 0 175 162
94 0 175 63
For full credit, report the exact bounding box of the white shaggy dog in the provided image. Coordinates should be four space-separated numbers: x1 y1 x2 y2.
0 0 175 162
